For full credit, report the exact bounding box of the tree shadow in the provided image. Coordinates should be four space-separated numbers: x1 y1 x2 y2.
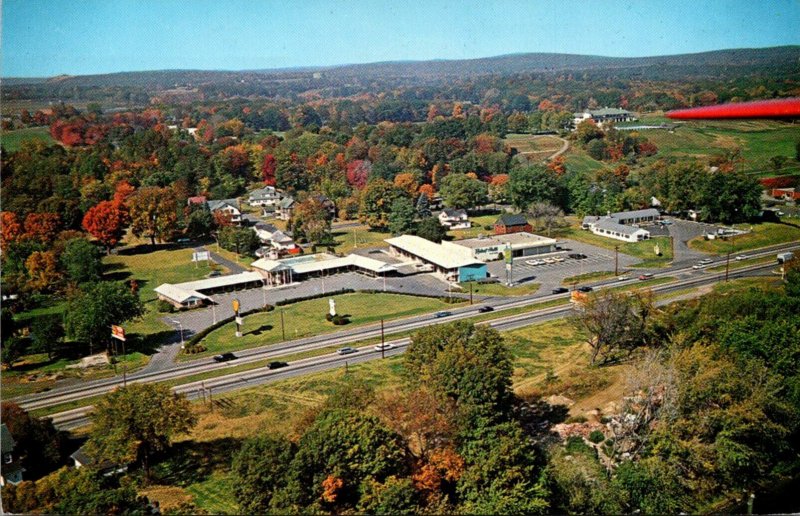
117 243 176 256
514 397 571 446
131 330 177 355
245 324 273 336
151 437 242 487
103 270 132 282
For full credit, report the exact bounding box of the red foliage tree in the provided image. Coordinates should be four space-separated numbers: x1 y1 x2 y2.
82 201 127 253
547 155 567 176
23 213 62 245
113 180 136 206
637 141 658 157
262 154 277 186
0 211 23 250
346 160 371 190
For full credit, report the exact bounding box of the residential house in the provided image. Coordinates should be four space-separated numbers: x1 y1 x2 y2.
207 199 242 225
772 188 800 202
71 444 128 476
438 208 471 229
0 424 24 486
252 222 297 252
494 213 532 235
573 107 637 128
248 186 282 208
276 196 295 221
589 218 650 242
187 195 207 207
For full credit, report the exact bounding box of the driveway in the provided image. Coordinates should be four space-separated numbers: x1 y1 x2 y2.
665 219 719 264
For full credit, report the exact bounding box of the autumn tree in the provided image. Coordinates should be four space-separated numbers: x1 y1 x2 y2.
128 186 178 245
25 251 60 292
0 402 66 479
291 197 332 246
488 174 510 204
88 383 195 479
346 159 372 190
262 153 277 186
393 172 419 197
527 201 566 236
359 179 407 229
0 211 24 250
23 213 61 245
572 290 655 366
82 200 127 253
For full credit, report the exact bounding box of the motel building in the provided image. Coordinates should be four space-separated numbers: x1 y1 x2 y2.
155 271 265 309
447 232 558 261
252 253 397 285
385 235 488 282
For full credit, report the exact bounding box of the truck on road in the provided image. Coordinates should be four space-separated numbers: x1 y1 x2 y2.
777 252 795 264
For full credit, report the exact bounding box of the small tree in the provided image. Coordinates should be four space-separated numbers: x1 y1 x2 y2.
527 201 566 236
64 282 144 354
415 217 448 243
82 200 127 254
88 383 196 479
388 197 417 236
60 238 102 284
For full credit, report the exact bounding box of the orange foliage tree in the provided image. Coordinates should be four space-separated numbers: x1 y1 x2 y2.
23 213 61 245
25 251 60 291
393 173 419 197
0 211 24 250
82 200 128 253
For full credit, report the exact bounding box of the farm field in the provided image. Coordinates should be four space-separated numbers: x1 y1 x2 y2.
504 133 566 163
1 126 55 151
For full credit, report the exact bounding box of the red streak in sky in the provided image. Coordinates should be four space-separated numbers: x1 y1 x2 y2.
666 98 800 119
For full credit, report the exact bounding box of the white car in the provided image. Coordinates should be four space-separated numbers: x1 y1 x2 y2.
699 258 713 265
525 259 544 266
735 255 749 261
553 257 565 263
543 258 556 264
692 263 707 270
374 343 394 352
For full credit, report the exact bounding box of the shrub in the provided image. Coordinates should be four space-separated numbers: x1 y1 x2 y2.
325 313 333 321
332 314 349 325
588 430 605 444
182 344 207 354
484 224 494 230
157 299 175 313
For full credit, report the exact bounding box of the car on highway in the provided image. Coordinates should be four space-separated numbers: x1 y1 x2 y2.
692 263 707 270
638 273 654 280
433 311 452 318
568 253 588 260
374 343 395 352
213 352 237 362
578 286 593 292
735 255 749 261
268 361 288 370
698 258 714 265
477 306 494 313
618 275 628 281
525 259 544 266
337 347 358 355
661 220 673 225
551 287 569 294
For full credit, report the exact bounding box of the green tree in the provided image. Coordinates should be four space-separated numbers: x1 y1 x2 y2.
415 217 448 243
416 192 432 218
88 383 196 479
0 402 66 479
232 436 297 514
30 315 64 360
388 197 417 235
357 476 418 514
439 174 488 210
218 226 259 256
60 238 102 284
186 207 214 240
359 179 407 229
508 165 558 211
64 282 144 354
1 337 26 369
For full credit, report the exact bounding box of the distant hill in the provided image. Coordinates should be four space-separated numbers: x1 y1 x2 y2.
5 46 799 87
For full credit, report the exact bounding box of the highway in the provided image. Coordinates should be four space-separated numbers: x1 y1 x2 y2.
41 250 793 431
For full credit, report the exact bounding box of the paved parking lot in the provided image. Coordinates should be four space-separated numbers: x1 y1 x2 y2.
486 239 640 292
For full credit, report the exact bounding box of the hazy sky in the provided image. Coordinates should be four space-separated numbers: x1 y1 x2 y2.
2 0 799 77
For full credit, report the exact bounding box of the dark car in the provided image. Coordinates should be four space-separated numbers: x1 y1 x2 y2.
477 306 494 313
578 286 594 293
268 361 289 370
568 253 588 260
551 287 569 294
213 352 237 362
433 311 452 319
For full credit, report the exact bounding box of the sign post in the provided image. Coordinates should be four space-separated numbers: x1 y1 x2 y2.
111 325 127 387
504 244 513 286
232 298 242 337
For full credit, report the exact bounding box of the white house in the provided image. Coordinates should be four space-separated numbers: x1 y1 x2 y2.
589 218 650 242
248 186 282 207
207 199 242 225
573 107 637 128
253 222 297 254
438 208 471 229
276 197 295 221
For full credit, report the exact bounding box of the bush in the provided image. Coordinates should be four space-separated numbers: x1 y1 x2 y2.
157 299 175 313
182 344 207 354
484 224 494 230
325 313 333 321
332 314 349 325
588 430 605 444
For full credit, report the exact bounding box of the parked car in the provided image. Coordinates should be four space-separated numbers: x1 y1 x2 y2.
543 258 556 264
578 286 593 293
551 287 569 294
208 270 222 277
661 220 673 225
213 352 237 362
553 257 565 262
568 253 588 260
525 259 544 266
337 347 358 355
374 343 395 352
477 306 494 313
433 311 452 319
268 361 288 370
638 273 654 280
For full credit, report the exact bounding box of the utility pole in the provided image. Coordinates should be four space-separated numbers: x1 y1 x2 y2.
122 337 127 387
280 309 286 341
380 318 385 359
469 281 473 305
614 245 619 276
725 249 731 282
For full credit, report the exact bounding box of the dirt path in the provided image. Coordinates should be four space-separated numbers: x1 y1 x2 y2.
515 135 570 162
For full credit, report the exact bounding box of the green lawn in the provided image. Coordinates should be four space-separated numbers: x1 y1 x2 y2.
562 270 618 285
560 226 673 267
461 281 541 296
1 126 56 151
188 292 462 360
448 214 501 239
332 225 391 255
563 147 614 176
186 472 240 515
688 222 800 253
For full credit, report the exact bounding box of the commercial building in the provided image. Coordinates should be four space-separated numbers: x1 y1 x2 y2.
252 253 397 285
573 107 637 127
589 218 650 242
385 235 487 282
609 208 660 225
155 271 264 309
448 232 558 261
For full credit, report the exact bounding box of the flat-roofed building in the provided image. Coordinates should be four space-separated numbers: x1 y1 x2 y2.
252 253 397 285
609 208 660 225
385 235 487 282
448 232 558 261
589 218 650 242
155 271 264 308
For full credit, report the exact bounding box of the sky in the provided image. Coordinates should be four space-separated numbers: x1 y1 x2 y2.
2 0 799 77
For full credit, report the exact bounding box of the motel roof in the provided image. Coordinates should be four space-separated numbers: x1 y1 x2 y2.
453 232 557 250
592 218 650 236
178 271 264 292
610 208 660 220
252 253 397 275
154 284 212 304
385 235 484 270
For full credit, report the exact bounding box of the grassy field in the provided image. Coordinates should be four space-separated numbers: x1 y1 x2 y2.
688 222 800 253
189 292 462 360
332 224 391 255
559 226 673 268
1 126 56 151
460 281 541 297
504 133 565 163
448 214 500 239
562 270 618 285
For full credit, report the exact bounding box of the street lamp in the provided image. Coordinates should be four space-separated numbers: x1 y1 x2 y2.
170 319 185 349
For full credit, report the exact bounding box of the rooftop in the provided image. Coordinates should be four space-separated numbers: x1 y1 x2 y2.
453 231 557 249
592 218 649 236
252 252 397 275
495 213 529 226
610 208 660 220
385 235 483 270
